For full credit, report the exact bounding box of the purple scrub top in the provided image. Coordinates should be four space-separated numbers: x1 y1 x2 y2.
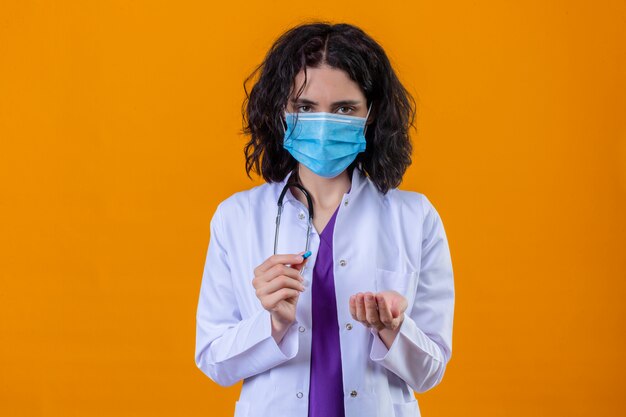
308 183 351 417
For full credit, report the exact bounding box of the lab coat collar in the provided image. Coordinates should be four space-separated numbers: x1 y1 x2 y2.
275 163 368 207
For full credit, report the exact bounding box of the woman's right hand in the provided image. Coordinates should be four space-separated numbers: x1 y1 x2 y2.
252 252 309 340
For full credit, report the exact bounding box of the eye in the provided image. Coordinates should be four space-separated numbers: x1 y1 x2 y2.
297 105 312 112
337 106 355 114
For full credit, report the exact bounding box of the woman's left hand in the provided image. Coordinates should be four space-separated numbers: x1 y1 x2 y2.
349 291 407 332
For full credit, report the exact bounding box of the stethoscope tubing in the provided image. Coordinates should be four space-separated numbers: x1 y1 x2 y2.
274 175 314 256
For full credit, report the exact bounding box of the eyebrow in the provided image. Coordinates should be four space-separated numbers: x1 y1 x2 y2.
290 98 362 106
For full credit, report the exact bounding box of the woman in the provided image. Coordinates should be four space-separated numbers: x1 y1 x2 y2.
195 21 455 417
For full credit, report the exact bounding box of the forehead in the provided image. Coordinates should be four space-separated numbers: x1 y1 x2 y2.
290 64 365 101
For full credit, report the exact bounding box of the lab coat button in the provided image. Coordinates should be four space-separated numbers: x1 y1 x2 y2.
339 259 347 267
344 199 349 206
296 392 304 399
298 326 306 332
350 390 358 398
298 212 305 220
345 323 353 330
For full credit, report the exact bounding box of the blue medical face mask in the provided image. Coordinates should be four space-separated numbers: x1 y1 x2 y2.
282 102 373 178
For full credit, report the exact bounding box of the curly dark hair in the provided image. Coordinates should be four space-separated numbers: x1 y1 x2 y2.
240 20 417 195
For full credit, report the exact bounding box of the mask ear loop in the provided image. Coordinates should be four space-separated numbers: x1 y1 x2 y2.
363 101 373 136
281 110 287 134
281 110 299 137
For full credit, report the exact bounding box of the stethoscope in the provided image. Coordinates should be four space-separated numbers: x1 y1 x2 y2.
274 170 314 256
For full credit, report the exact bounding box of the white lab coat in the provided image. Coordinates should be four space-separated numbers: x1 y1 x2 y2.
195 165 455 417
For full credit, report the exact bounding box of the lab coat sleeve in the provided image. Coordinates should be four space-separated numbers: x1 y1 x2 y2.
195 202 300 387
369 195 455 393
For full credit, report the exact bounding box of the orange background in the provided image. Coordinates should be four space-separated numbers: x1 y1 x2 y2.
1 1 625 416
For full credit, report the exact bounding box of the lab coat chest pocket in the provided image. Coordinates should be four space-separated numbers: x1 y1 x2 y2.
374 268 419 314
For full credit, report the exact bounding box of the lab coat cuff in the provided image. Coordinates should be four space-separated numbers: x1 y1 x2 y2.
369 315 444 363
369 318 406 361
258 309 299 362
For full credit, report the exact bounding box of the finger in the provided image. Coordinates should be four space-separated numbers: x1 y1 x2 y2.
387 311 406 331
290 255 310 274
389 297 401 319
259 263 304 285
376 294 394 326
255 253 305 275
263 288 301 310
389 294 408 319
364 293 382 329
258 274 306 296
398 295 408 316
349 295 357 319
355 293 368 324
